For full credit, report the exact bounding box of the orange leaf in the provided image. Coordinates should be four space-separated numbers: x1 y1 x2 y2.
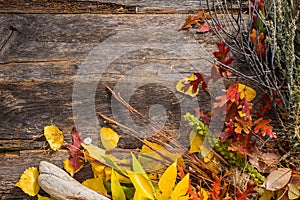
254 118 276 138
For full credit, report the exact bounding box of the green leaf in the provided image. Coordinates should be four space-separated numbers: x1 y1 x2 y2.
171 173 190 200
158 162 177 198
111 169 126 200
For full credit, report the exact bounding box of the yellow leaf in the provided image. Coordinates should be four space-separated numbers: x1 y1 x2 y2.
171 173 190 200
238 83 256 102
82 177 107 194
63 158 83 176
90 161 106 178
128 171 155 199
100 127 121 150
189 130 203 153
139 140 180 171
176 74 199 97
44 125 64 151
15 167 40 196
37 195 51 200
111 169 126 200
81 143 106 163
134 190 146 200
158 162 177 198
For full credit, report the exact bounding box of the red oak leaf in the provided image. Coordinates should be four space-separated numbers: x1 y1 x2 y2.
254 118 276 138
182 73 207 93
213 42 234 66
236 181 257 200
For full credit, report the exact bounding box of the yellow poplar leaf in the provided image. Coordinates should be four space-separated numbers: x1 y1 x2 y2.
63 158 83 176
37 195 51 200
44 125 64 151
158 162 177 198
82 177 107 194
15 167 40 196
100 127 121 150
189 130 203 153
238 83 256 102
111 169 126 200
171 173 190 200
128 171 154 199
176 74 199 97
288 183 300 200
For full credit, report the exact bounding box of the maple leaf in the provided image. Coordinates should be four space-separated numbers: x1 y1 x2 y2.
236 181 257 200
197 23 211 33
254 118 276 138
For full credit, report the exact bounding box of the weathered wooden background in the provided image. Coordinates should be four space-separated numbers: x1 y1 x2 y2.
0 0 299 199
0 1 222 199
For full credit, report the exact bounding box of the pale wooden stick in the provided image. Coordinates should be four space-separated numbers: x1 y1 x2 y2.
38 161 110 200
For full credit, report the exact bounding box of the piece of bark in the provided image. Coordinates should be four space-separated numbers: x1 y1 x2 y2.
38 161 110 200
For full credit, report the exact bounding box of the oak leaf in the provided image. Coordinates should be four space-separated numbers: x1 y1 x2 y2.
254 118 276 138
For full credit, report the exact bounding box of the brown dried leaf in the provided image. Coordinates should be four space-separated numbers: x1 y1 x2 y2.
265 168 292 191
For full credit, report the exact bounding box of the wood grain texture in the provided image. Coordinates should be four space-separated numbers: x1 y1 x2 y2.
0 0 225 198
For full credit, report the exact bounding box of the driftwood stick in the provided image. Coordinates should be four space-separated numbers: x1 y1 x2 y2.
38 161 110 200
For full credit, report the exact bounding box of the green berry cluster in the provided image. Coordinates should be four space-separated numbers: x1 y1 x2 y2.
184 112 265 183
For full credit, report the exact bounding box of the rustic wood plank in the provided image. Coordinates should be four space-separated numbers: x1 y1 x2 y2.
0 0 204 14
0 14 217 149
